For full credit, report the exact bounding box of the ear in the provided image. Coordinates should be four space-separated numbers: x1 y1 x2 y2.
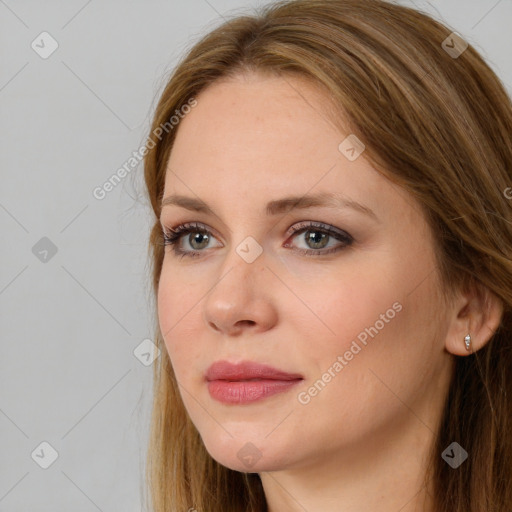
445 281 504 356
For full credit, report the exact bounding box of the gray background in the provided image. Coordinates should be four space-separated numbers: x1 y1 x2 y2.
1 0 510 510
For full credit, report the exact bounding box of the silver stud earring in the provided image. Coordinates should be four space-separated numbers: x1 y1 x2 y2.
464 333 471 352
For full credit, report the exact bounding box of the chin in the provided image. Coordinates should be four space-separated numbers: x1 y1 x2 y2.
207 449 287 473
200 431 296 473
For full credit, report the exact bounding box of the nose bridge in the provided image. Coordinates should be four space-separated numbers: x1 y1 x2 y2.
213 235 267 300
202 234 277 334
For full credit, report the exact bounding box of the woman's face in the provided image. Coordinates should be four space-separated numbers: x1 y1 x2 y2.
157 72 453 473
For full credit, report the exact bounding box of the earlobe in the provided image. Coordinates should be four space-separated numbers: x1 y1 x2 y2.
464 333 472 352
445 282 504 357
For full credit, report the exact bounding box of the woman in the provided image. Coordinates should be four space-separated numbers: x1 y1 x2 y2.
143 0 512 510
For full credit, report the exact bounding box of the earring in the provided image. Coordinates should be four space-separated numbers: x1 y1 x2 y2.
464 334 471 352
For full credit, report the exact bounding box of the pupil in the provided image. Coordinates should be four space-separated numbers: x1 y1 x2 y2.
186 230 329 251
190 232 209 249
307 230 328 249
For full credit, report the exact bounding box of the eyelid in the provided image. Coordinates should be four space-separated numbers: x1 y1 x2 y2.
284 220 351 240
161 219 350 241
163 221 224 246
162 221 222 241
162 219 353 259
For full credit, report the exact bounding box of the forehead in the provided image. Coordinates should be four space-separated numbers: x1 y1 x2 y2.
167 75 360 180
162 72 410 226
173 74 335 146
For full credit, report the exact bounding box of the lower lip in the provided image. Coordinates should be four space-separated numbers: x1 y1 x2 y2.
207 379 302 404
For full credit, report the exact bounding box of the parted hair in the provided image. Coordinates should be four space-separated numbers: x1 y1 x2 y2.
143 1 512 510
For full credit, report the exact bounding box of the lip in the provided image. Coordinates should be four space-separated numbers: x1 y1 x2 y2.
205 360 303 404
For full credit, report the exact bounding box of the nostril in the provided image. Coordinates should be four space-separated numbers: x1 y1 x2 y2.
236 320 256 327
209 321 221 332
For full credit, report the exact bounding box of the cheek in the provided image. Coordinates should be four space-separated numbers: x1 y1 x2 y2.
157 261 204 329
157 266 203 377
289 264 399 365
157 273 177 337
295 260 443 423
292 253 438 395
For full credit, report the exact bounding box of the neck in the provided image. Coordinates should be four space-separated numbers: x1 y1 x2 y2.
259 411 437 512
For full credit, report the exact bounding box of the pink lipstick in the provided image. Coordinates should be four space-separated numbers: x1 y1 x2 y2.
205 360 303 404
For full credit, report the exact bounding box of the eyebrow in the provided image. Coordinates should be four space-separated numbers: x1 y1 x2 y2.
161 192 378 221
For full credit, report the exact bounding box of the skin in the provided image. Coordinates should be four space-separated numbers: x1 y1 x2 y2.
157 71 503 512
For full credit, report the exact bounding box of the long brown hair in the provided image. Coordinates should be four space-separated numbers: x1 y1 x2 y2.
142 1 512 510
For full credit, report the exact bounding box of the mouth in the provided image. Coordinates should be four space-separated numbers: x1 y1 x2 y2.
205 360 304 404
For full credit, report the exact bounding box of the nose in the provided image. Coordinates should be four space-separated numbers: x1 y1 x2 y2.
202 245 278 337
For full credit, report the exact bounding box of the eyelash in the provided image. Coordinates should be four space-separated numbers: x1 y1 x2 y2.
161 221 353 260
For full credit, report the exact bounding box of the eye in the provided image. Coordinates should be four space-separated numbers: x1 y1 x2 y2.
161 220 353 259
283 221 353 256
162 222 221 258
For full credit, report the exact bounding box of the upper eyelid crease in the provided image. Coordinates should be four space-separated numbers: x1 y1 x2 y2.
162 221 353 258
163 220 350 237
160 193 379 223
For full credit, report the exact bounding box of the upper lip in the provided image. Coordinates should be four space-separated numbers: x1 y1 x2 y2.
205 360 303 381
